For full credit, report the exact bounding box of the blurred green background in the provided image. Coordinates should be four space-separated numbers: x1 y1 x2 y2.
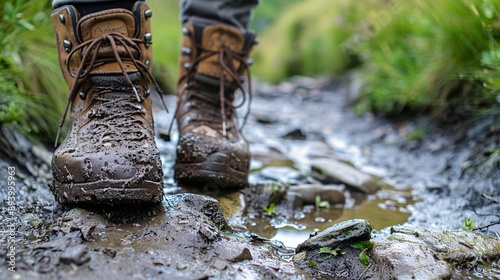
1 0 499 144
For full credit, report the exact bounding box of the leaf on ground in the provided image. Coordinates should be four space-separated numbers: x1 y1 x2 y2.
359 249 370 266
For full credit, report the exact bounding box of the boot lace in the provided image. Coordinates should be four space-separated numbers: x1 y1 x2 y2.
55 32 167 146
170 42 253 138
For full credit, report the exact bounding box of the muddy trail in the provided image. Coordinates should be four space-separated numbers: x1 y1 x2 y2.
1 76 500 279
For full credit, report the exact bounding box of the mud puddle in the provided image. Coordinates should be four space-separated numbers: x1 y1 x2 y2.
155 90 417 250
2 76 499 279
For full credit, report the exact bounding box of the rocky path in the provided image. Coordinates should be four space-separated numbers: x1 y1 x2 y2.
1 76 499 279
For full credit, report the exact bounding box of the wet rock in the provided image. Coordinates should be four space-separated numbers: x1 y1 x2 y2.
304 140 334 158
260 166 302 184
35 231 83 251
165 193 230 231
284 191 304 210
213 260 228 270
296 219 372 252
243 182 287 215
253 112 280 124
102 248 116 258
60 244 90 265
288 184 345 205
31 145 52 166
311 158 379 194
215 242 253 262
371 238 451 279
59 208 109 241
386 226 500 266
282 128 306 140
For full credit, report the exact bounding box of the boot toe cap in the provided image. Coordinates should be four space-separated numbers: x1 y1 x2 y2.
52 147 163 184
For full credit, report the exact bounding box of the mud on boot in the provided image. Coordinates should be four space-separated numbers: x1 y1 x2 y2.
173 23 257 189
50 2 164 204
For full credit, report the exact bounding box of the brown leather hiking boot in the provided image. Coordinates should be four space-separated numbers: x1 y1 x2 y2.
50 2 164 204
174 23 256 189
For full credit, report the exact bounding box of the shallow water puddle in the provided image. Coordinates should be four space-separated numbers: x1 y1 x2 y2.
247 185 415 248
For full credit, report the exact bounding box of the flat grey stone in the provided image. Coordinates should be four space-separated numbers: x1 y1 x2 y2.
296 219 372 252
311 158 379 194
288 184 345 205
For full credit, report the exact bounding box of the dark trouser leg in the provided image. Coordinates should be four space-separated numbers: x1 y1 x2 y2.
180 0 260 30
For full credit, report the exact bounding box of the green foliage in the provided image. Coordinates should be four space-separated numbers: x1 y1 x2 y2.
406 127 427 141
351 0 500 116
479 148 500 172
461 217 476 231
0 0 66 143
359 249 370 266
319 246 344 257
255 0 500 118
263 203 276 215
250 0 301 32
148 0 182 92
307 260 317 267
350 241 374 251
315 195 330 210
351 241 373 266
253 0 373 83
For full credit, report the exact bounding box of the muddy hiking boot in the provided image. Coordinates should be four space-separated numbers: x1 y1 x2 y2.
50 2 165 204
174 23 256 189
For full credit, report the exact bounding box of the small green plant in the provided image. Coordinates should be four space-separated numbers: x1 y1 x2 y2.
406 127 427 141
315 195 330 210
307 260 317 267
319 246 344 257
263 203 276 216
461 217 476 231
351 241 373 266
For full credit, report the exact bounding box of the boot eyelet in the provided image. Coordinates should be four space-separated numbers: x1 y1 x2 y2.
182 27 190 36
79 91 87 100
59 14 65 24
144 10 153 19
184 62 191 70
144 33 152 48
246 58 254 66
145 89 151 97
63 40 72 53
181 47 192 56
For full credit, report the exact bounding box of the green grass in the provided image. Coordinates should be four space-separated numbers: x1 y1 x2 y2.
351 0 500 116
0 0 66 143
149 0 182 93
252 0 373 83
2 0 499 145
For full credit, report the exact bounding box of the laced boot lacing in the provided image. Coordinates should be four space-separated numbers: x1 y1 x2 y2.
55 32 167 146
171 40 253 138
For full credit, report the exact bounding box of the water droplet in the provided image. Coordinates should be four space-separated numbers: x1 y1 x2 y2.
315 217 326 223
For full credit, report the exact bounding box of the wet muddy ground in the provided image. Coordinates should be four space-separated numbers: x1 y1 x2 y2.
1 75 499 279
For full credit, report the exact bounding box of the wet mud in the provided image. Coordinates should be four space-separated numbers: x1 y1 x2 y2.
1 75 499 279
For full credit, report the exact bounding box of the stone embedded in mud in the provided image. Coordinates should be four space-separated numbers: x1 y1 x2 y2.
215 242 253 262
60 244 91 265
213 260 229 270
243 182 287 215
259 166 303 184
311 158 379 194
372 238 452 279
164 193 230 231
387 226 500 267
296 219 372 252
288 184 345 205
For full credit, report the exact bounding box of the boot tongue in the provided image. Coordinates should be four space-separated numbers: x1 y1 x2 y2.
77 9 139 75
78 8 135 41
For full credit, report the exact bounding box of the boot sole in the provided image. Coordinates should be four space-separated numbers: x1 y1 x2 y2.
51 179 163 205
174 152 248 190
